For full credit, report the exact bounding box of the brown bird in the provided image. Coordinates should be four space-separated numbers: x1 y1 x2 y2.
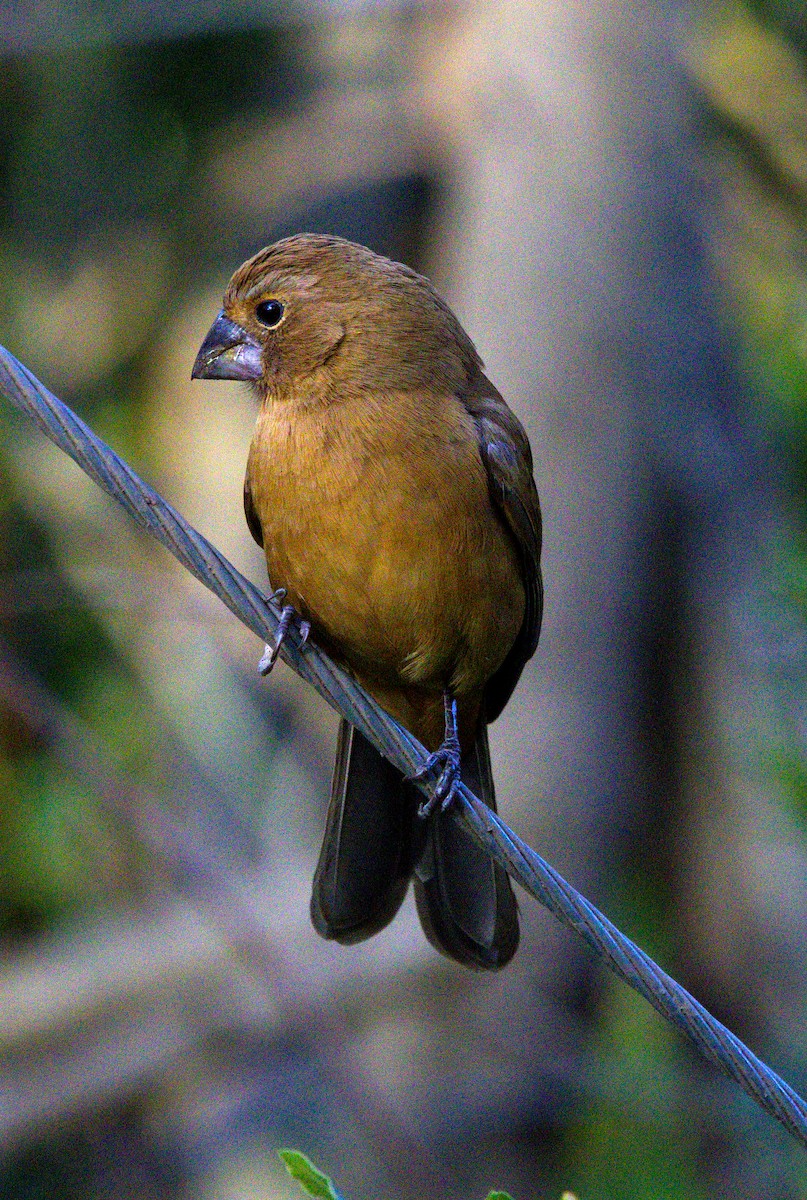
192 234 542 969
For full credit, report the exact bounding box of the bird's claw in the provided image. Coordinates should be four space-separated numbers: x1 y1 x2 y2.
258 603 310 675
414 748 462 817
411 695 462 818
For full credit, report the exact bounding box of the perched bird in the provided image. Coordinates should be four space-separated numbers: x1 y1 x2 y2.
193 234 542 969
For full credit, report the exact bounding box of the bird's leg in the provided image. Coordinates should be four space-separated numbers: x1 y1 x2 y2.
258 588 311 675
411 691 462 818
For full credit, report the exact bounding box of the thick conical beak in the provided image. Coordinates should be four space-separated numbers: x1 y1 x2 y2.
191 311 263 381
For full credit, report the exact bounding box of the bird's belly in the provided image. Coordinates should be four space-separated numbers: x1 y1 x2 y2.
249 404 524 696
262 492 522 698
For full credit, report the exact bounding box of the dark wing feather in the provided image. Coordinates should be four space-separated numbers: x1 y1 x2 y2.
243 474 264 548
462 374 543 722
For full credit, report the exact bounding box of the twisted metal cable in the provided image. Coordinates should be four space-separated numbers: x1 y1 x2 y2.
1 342 806 1148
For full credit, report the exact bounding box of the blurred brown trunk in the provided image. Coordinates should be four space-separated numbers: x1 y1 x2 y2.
402 2 798 1193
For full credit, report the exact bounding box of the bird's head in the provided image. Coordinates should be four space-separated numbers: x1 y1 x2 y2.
192 233 481 399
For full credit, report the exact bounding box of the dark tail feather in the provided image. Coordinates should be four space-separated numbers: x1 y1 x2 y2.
311 719 519 969
413 725 519 970
310 720 423 944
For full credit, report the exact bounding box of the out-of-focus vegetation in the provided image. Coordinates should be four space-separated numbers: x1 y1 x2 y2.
555 9 807 1197
0 27 334 1196
557 7 807 1197
0 3 806 1199
278 1147 578 1200
0 22 315 936
689 0 807 822
693 2 807 480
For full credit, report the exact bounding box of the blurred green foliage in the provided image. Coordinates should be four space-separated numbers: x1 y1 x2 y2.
279 1150 346 1200
746 0 807 54
1 28 308 255
0 5 806 1199
691 0 807 812
278 1148 531 1200
0 22 313 935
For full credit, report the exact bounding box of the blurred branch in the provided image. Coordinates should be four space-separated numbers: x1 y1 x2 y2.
0 0 421 56
2 343 807 1150
0 899 263 1153
207 84 425 220
0 639 431 1157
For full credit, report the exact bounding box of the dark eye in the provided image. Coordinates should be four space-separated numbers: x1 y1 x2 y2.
255 299 285 328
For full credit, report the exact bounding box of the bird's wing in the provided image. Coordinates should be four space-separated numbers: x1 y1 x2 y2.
462 376 543 722
243 474 264 548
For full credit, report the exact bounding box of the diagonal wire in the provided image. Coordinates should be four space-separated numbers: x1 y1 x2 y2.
1 342 806 1149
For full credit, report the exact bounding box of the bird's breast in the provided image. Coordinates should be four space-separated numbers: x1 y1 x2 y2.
246 390 524 695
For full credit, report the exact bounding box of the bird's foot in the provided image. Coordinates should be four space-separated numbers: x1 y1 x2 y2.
411 694 462 818
258 593 310 675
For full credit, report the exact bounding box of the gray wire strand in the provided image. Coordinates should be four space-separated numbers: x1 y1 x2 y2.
1 342 806 1148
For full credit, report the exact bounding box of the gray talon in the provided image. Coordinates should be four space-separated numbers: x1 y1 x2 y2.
411 694 462 818
258 603 304 675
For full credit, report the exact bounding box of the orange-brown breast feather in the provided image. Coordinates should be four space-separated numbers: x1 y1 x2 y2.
245 380 525 748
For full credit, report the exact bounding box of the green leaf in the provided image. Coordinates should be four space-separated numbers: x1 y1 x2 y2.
485 1192 515 1200
278 1150 343 1200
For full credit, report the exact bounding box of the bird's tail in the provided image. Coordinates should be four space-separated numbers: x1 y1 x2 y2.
413 722 519 969
310 720 421 945
310 718 519 969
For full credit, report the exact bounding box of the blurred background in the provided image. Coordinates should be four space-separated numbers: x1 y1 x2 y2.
0 0 806 1196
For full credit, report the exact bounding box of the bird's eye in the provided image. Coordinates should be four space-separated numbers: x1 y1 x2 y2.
255 299 285 328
